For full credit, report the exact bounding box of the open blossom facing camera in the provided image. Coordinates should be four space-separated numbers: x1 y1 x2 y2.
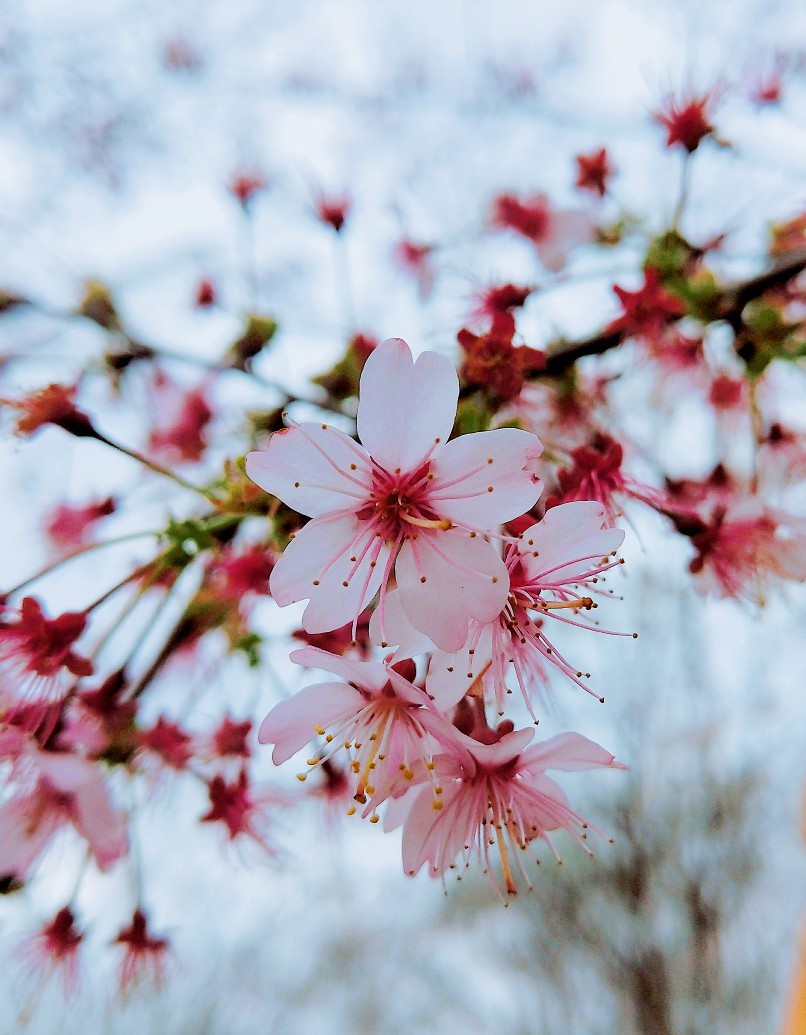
246 338 544 651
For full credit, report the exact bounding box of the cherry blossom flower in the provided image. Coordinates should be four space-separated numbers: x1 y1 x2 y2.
209 544 274 600
137 717 194 772
44 497 116 553
395 725 626 893
393 239 435 299
546 434 670 524
458 323 545 403
471 283 534 330
113 909 169 993
19 906 84 996
653 89 720 153
574 147 614 197
201 769 282 853
375 502 625 716
194 277 217 307
146 373 213 465
228 170 267 208
259 647 450 814
246 337 544 651
607 267 686 346
1 384 95 438
688 501 806 603
0 598 93 716
490 192 595 271
0 747 128 878
315 193 351 232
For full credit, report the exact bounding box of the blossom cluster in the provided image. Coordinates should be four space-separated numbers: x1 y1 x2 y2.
1 58 806 1002
247 338 628 890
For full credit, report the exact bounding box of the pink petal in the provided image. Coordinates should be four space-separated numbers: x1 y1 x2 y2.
537 209 594 272
289 647 388 694
245 423 372 518
461 726 534 769
396 528 509 652
518 501 624 583
269 514 389 633
519 731 627 773
36 751 128 870
356 338 458 473
428 428 543 527
0 794 59 877
401 781 470 877
426 622 494 711
368 588 434 656
258 681 364 764
71 774 129 870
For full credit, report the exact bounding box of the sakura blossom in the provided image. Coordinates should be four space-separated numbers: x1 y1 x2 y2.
394 725 626 894
0 745 128 878
259 647 451 815
113 909 170 994
0 598 93 717
688 500 806 603
375 502 626 716
246 337 544 651
490 191 596 272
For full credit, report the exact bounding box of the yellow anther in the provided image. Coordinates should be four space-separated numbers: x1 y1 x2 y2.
432 800 444 811
369 814 380 824
296 773 307 782
315 725 325 736
346 805 356 816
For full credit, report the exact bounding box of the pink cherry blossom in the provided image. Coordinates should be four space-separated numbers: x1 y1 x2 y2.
0 746 128 878
397 725 626 893
375 502 626 716
490 192 595 272
258 646 449 814
246 338 544 651
688 500 806 603
18 906 84 997
113 909 169 994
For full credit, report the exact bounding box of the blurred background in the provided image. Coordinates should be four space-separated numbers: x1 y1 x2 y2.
1 0 806 1031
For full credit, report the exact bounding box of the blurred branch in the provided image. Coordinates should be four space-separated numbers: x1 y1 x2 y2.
541 247 806 375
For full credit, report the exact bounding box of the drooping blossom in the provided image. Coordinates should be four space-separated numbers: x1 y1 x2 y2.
315 193 351 233
574 147 614 197
471 283 534 331
44 497 116 553
1 384 95 438
113 909 169 994
393 239 435 299
375 502 626 716
546 434 670 524
57 669 136 759
201 769 282 854
394 724 626 893
209 544 274 600
490 192 595 272
0 747 128 878
259 647 450 814
606 267 686 346
246 338 544 651
0 598 92 716
688 500 806 603
136 716 194 772
19 906 84 996
194 277 217 307
228 170 267 208
146 372 213 465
